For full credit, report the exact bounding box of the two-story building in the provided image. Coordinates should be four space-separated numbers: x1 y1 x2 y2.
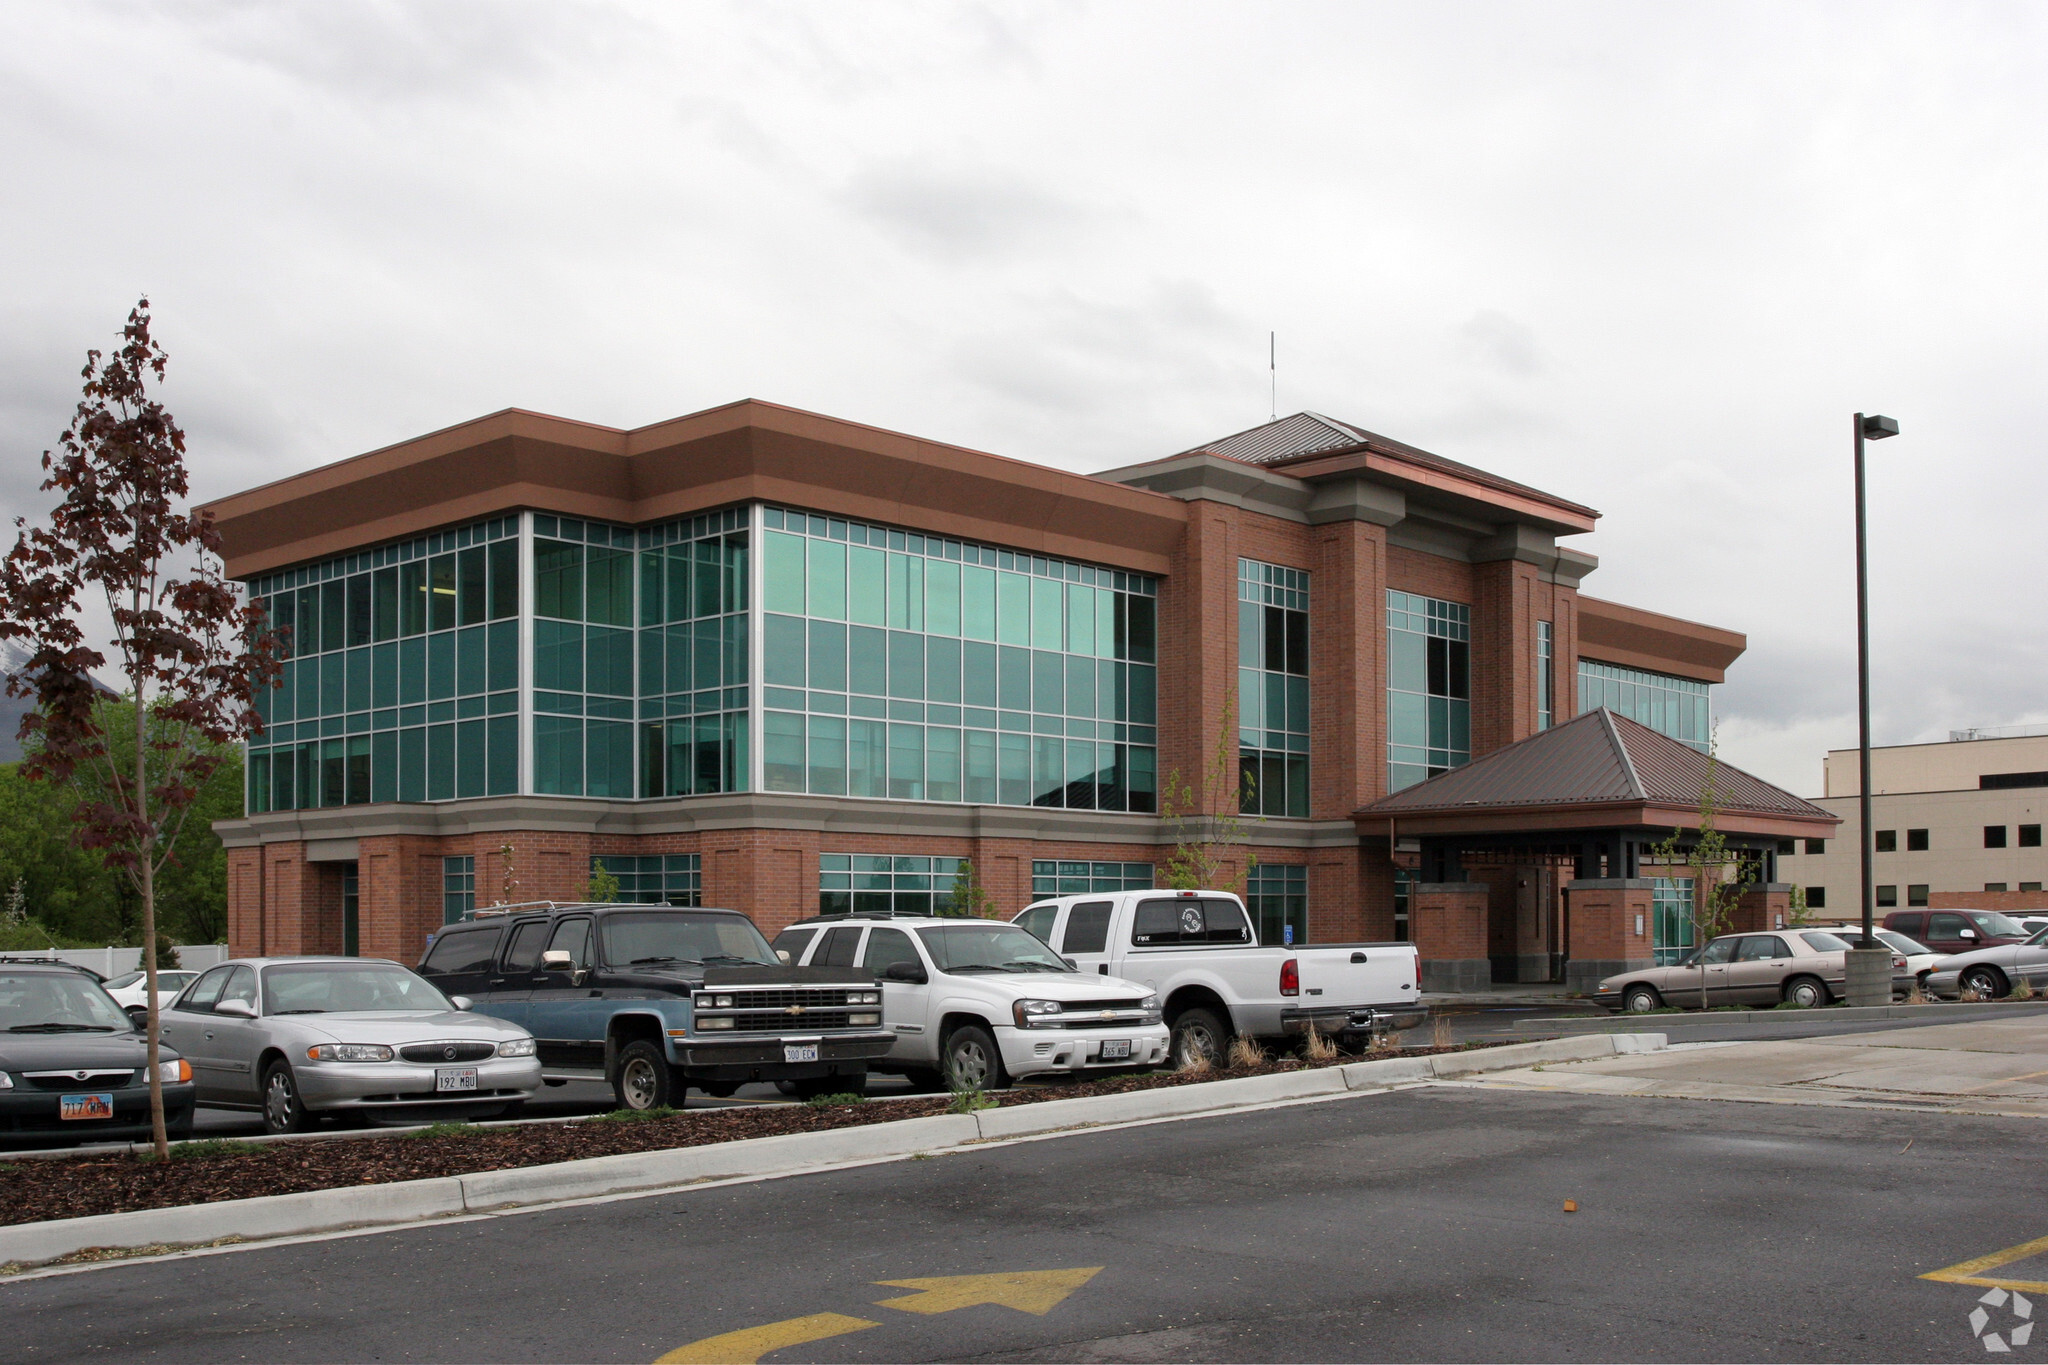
208 401 1832 987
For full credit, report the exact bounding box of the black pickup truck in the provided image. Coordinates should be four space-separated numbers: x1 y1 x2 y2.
416 902 893 1109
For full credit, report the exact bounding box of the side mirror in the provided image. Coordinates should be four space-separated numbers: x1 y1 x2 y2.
213 998 257 1018
126 1005 150 1028
540 950 573 970
449 995 473 1012
776 950 791 964
882 960 927 984
1960 929 1978 940
1062 957 1078 970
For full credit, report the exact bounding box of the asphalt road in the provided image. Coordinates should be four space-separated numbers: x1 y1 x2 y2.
6 1083 2042 1361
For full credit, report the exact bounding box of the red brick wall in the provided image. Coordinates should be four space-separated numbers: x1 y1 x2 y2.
1412 883 1489 961
1565 882 1654 962
1929 890 2048 913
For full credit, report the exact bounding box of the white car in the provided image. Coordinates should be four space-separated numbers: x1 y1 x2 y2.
102 969 200 1014
1811 924 1941 988
771 915 1170 1091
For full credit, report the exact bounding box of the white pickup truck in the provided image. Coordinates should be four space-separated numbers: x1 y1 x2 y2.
1012 889 1425 1065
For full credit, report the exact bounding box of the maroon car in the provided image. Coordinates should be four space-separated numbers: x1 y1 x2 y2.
1883 909 2032 957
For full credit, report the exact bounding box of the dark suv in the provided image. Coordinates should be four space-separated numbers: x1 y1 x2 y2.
416 903 892 1110
1883 909 2033 957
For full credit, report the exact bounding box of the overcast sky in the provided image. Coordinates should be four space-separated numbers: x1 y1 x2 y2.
3 0 2042 796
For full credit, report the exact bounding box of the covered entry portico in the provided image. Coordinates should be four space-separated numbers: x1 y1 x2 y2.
1356 710 1840 993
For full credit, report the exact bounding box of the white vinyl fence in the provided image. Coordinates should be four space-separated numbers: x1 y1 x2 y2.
1 944 230 976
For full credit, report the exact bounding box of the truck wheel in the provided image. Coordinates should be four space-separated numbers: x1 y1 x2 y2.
943 1025 1009 1092
612 1040 677 1111
1170 1007 1228 1069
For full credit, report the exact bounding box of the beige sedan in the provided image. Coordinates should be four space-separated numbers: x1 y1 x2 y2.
1594 930 1906 1013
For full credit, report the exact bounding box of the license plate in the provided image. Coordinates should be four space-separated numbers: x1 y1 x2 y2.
1098 1039 1132 1060
435 1067 478 1093
784 1044 819 1063
60 1093 114 1121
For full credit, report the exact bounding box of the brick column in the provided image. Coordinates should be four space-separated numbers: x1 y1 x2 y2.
1156 509 1239 816
225 846 263 958
1734 882 1794 934
1412 882 1491 992
1563 878 1655 994
1311 519 1389 815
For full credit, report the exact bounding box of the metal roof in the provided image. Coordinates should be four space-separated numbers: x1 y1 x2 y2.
1176 411 1597 519
1357 708 1836 822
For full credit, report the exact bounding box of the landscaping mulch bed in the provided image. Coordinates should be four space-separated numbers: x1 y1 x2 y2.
0 1038 1522 1232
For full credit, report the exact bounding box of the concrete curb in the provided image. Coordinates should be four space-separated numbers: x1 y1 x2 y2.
0 1033 1662 1269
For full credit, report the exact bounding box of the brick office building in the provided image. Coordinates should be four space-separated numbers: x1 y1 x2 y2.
209 401 1822 983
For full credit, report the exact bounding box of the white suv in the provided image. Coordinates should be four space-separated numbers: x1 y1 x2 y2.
772 914 1169 1091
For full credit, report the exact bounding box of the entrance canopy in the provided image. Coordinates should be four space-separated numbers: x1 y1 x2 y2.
1354 708 1839 882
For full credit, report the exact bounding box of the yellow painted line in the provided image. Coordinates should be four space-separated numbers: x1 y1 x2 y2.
1954 1067 2048 1093
655 1312 879 1364
1920 1232 2048 1292
872 1267 1104 1316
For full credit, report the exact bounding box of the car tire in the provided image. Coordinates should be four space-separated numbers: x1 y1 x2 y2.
261 1060 313 1135
1781 976 1829 1009
1170 1006 1229 1068
612 1040 677 1112
942 1024 1009 1092
1962 966 2009 1000
1622 985 1662 1014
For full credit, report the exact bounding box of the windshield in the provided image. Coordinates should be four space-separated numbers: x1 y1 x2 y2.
1800 932 1852 951
2029 927 2048 947
0 971 133 1032
104 971 144 991
600 912 778 968
917 923 1072 974
1974 913 2029 937
260 964 453 1015
1876 930 1928 955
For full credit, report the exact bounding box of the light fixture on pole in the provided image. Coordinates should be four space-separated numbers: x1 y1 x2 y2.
1847 411 1899 1007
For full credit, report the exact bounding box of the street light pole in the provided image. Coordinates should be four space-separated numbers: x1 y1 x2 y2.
1849 411 1898 1006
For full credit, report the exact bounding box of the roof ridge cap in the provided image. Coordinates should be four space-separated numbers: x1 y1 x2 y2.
1599 708 1646 800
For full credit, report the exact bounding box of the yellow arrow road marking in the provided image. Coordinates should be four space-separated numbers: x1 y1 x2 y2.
872 1267 1104 1316
1921 1232 2048 1293
655 1312 880 1364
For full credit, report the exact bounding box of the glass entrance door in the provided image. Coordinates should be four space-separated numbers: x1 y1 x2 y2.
341 863 359 957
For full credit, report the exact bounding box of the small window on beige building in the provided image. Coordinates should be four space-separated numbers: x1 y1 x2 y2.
2020 824 2042 848
1876 885 1898 907
1908 885 1929 906
1986 883 2009 893
1907 829 1929 851
1875 831 1897 852
1805 838 1826 855
1986 826 2009 849
2022 882 2043 893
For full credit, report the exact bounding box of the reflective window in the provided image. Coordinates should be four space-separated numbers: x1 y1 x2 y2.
245 516 519 812
760 506 1158 813
1238 559 1308 816
1652 876 1695 965
1536 620 1554 731
1387 590 1470 792
442 855 474 925
591 854 702 906
1577 659 1710 752
1030 860 1153 898
1245 863 1308 946
819 854 964 918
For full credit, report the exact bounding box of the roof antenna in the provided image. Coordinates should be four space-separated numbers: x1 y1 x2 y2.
1269 331 1276 422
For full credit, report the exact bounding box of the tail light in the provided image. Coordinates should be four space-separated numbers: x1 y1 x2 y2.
1280 958 1299 997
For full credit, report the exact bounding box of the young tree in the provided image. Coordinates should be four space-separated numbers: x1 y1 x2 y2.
0 300 278 1158
1647 736 1757 1010
1159 700 1258 893
941 858 995 918
585 858 621 903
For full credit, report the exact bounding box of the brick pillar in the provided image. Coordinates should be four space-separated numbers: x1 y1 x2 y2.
1307 846 1365 942
1412 882 1491 992
1312 519 1389 815
225 846 263 958
702 831 819 935
1156 508 1239 816
1734 882 1794 934
1359 844 1399 941
1471 558 1540 758
1564 878 1655 994
259 845 321 958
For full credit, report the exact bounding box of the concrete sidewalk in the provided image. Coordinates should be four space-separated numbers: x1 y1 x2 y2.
1466 1015 2048 1117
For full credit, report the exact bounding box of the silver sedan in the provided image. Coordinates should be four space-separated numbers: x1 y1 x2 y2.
1924 927 2048 1000
157 957 541 1134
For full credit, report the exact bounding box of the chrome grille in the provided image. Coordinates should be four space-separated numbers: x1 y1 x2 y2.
398 1042 497 1063
724 989 860 1010
730 1010 854 1032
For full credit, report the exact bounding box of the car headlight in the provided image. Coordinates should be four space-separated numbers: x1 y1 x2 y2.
497 1038 536 1058
849 1012 881 1026
0 1071 12 1090
698 1016 735 1030
1139 993 1162 1023
157 1059 192 1084
305 1043 395 1062
1013 998 1064 1029
693 994 737 1009
851 991 881 1005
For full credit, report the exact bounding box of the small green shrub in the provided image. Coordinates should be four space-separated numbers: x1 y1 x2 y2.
946 1086 995 1114
156 1138 269 1162
402 1122 481 1140
805 1092 868 1108
585 1106 679 1124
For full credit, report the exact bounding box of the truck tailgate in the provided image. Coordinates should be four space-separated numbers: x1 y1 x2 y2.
1294 944 1417 1005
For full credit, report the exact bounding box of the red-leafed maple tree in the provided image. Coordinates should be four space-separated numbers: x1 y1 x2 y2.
0 299 279 1157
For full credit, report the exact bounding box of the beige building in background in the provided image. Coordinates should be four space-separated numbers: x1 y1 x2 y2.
1782 729 2048 915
